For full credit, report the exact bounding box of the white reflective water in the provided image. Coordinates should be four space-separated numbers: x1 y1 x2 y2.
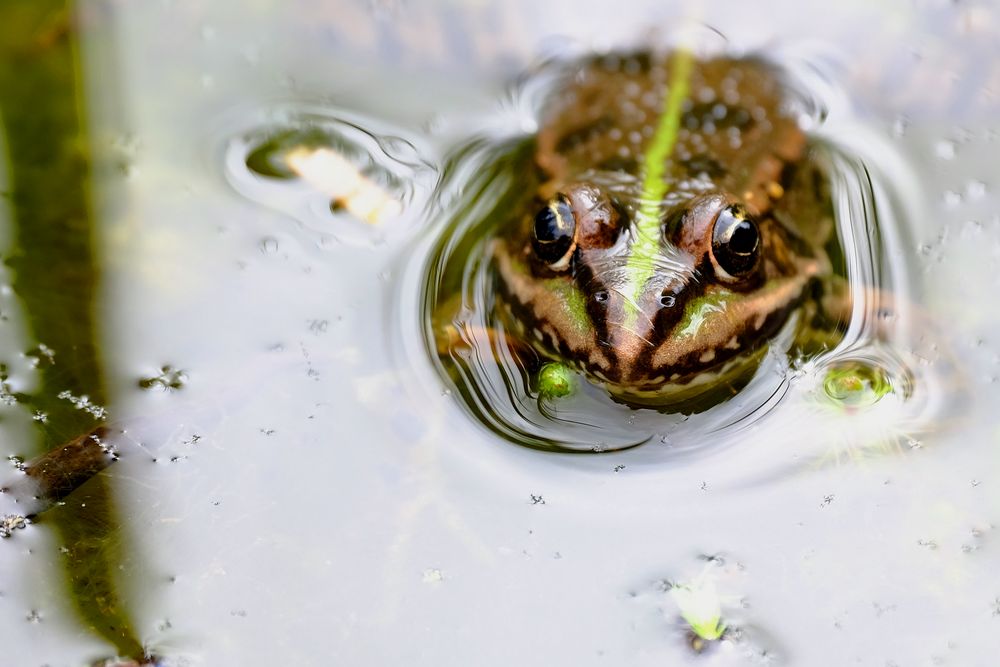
1 1 998 665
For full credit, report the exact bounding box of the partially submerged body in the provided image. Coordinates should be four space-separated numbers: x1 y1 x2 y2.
440 51 846 409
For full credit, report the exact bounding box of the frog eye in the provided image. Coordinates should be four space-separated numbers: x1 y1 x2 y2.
711 204 760 279
532 195 577 269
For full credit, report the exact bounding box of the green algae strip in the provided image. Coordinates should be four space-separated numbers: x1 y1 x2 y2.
0 2 145 660
625 49 694 321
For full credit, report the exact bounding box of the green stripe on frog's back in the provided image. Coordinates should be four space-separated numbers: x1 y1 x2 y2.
623 49 694 327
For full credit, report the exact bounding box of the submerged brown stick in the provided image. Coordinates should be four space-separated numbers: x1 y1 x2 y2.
1 426 119 530
23 426 117 502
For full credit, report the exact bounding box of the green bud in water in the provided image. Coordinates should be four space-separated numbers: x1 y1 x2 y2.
538 362 575 399
672 585 726 642
823 361 893 408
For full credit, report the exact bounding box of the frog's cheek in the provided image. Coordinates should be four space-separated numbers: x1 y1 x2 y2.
650 276 810 373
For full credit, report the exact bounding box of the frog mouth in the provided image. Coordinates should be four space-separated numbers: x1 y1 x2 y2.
598 347 770 408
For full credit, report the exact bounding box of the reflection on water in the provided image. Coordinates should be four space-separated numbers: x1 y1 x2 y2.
223 106 437 244
0 0 998 665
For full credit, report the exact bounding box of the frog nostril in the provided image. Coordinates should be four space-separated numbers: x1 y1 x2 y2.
593 290 610 304
659 294 676 308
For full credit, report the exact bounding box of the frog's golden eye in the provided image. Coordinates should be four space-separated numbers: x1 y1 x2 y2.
532 195 577 268
711 204 760 279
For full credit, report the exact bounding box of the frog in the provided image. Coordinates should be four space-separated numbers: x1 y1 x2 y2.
434 50 847 411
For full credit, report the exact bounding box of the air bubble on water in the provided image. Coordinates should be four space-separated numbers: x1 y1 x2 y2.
0 385 17 406
24 343 56 369
0 514 28 538
57 390 108 419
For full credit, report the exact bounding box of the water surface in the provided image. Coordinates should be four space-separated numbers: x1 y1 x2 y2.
0 1 998 665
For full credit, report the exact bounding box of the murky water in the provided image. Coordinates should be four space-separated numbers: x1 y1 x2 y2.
1 1 998 666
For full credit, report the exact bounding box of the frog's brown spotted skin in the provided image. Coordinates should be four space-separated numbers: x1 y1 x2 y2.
492 52 840 405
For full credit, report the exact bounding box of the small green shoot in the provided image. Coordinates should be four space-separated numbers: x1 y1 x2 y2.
670 568 727 642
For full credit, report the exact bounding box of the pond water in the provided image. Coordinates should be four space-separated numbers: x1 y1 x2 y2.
0 1 998 665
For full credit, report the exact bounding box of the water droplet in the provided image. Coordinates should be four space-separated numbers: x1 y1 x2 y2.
0 514 28 538
56 390 108 419
259 237 279 254
822 361 893 409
